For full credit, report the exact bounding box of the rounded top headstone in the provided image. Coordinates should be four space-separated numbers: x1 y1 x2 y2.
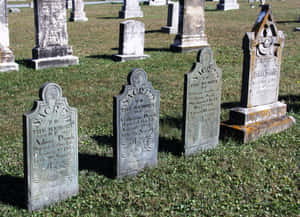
39 82 62 102
129 68 148 87
196 47 213 66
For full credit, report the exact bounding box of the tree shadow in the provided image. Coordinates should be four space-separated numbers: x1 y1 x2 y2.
160 115 182 130
159 137 182 156
145 30 162 34
221 101 240 109
279 94 300 113
86 54 113 60
90 135 114 148
277 20 299 24
16 59 34 68
0 175 25 209
96 16 120 19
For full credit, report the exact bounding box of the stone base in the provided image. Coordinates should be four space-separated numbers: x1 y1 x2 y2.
161 26 177 34
119 9 143 19
217 3 240 11
70 13 88 22
112 54 150 62
0 62 19 72
31 55 79 70
171 34 209 52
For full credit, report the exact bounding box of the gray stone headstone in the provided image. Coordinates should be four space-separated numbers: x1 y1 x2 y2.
31 0 79 70
114 68 160 178
170 0 209 52
113 20 149 62
24 82 78 211
70 0 88 22
119 0 143 18
217 0 239 11
183 47 222 155
161 2 179 34
0 0 19 72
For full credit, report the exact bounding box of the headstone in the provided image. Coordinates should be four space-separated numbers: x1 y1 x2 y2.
9 7 21 13
295 27 300 31
182 47 222 155
161 2 179 34
24 82 78 211
114 68 160 178
145 0 167 6
260 0 265 5
221 5 295 143
31 0 79 70
170 0 209 52
119 0 143 19
66 0 72 9
70 0 88 22
0 0 19 72
113 20 149 62
217 0 239 11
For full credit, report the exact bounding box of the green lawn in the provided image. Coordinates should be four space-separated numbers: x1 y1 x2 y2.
0 0 299 216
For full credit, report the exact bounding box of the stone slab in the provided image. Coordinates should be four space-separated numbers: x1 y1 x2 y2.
112 54 150 62
161 2 179 35
144 0 166 6
32 55 79 70
295 27 300 31
119 9 143 19
70 0 88 22
217 0 239 11
0 62 19 72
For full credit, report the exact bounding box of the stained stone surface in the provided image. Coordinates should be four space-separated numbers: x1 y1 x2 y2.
0 0 19 72
70 0 88 22
114 68 160 178
161 2 179 34
31 0 78 70
170 0 209 52
145 0 167 6
217 0 239 11
119 0 143 18
221 5 295 143
113 20 149 62
183 47 222 155
24 82 78 211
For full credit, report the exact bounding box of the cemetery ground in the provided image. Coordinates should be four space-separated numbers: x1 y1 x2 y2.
0 0 299 215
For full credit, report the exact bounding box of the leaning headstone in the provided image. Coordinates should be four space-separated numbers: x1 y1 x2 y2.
145 0 167 6
113 20 149 62
70 0 88 22
31 0 79 70
217 0 239 11
24 82 78 211
221 5 295 143
114 68 160 178
183 47 222 155
119 0 143 19
161 2 179 34
0 0 19 72
171 0 209 52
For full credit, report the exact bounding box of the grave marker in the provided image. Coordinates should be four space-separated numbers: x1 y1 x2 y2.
145 0 167 6
70 0 88 22
217 0 239 11
161 2 179 34
119 0 143 19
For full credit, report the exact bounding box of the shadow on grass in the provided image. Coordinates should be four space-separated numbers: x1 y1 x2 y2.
277 20 299 24
0 175 25 209
91 135 114 148
87 54 113 60
145 29 162 34
160 115 182 130
205 8 218 12
159 137 182 156
144 47 171 52
16 59 33 69
279 94 300 113
221 101 240 109
96 16 120 19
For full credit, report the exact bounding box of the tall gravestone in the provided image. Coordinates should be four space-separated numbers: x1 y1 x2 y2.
221 5 295 143
113 20 149 62
145 0 167 6
70 0 88 22
171 0 209 52
161 2 179 34
119 0 143 19
31 0 79 70
0 0 19 72
114 68 160 178
217 0 239 11
183 47 222 155
24 82 78 211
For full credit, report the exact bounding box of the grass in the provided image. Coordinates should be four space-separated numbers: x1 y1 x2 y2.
0 0 300 216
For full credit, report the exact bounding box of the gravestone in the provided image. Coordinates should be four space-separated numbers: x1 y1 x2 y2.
145 0 167 6
70 0 88 22
217 0 239 11
66 0 72 9
31 0 79 70
161 2 179 34
170 0 209 52
114 68 160 178
0 0 19 72
183 47 222 155
221 5 295 143
113 20 149 62
119 0 143 19
24 82 78 211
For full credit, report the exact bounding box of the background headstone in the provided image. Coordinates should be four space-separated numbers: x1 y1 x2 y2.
24 82 78 211
217 0 239 11
161 2 179 34
171 0 209 52
66 0 72 9
70 0 88 22
221 5 295 143
114 68 160 178
145 0 167 6
183 47 222 155
0 0 19 72
113 20 149 62
119 0 143 18
31 0 79 70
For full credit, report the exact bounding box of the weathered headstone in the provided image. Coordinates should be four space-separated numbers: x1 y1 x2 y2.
161 2 179 34
113 20 149 62
119 0 143 19
0 0 19 72
183 47 222 155
221 5 295 143
70 0 88 22
66 0 72 9
145 0 167 6
31 0 79 70
114 68 160 178
170 0 209 52
217 0 239 11
24 82 78 211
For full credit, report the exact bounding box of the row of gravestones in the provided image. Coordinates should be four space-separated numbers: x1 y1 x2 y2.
22 6 295 211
